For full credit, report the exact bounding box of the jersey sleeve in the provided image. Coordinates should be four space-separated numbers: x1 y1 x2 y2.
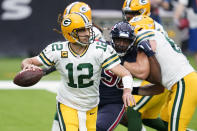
100 44 121 70
135 30 155 46
37 43 58 68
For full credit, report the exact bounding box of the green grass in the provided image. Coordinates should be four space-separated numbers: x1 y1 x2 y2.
0 57 60 80
0 90 56 131
0 89 196 131
0 57 197 130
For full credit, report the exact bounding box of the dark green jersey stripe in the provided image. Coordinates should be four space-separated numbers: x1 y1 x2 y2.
102 54 118 65
176 79 185 131
39 55 51 66
39 51 54 66
133 96 152 111
171 82 179 131
57 102 66 131
102 57 120 69
136 34 155 45
170 79 185 131
136 31 153 40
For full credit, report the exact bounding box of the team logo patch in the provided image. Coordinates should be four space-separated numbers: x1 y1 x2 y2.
61 51 68 58
62 18 71 27
139 0 148 5
80 5 90 13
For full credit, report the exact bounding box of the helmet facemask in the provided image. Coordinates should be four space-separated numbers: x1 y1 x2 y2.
70 25 95 46
111 22 136 57
112 37 135 57
122 10 141 21
122 0 151 21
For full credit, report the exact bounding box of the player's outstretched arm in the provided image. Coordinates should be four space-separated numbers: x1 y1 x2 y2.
146 40 161 84
132 84 164 96
110 64 136 107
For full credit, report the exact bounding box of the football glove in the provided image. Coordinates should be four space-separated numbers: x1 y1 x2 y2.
137 40 155 57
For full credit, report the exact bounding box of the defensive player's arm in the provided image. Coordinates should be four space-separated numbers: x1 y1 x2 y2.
21 57 43 70
146 40 161 84
133 84 164 96
110 64 136 107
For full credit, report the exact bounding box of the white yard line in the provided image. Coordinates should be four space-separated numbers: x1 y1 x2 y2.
0 80 141 94
0 80 59 93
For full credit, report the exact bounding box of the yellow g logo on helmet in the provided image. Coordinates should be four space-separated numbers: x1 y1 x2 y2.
139 0 148 5
129 15 155 34
61 12 92 44
122 0 151 16
63 2 91 21
80 5 90 13
62 18 71 27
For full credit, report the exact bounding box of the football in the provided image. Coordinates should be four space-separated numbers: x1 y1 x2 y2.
13 69 44 87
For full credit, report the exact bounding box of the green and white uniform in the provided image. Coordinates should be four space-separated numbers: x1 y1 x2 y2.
154 21 168 37
136 29 194 89
135 29 197 131
37 40 120 111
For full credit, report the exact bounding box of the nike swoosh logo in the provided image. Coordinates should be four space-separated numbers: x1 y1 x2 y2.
90 112 95 115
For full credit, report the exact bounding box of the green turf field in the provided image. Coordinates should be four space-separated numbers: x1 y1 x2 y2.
0 57 197 131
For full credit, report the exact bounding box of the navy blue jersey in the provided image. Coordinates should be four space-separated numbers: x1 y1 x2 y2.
99 44 138 105
99 69 124 105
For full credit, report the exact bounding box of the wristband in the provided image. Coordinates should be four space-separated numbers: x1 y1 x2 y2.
42 66 56 76
122 75 133 90
132 87 139 95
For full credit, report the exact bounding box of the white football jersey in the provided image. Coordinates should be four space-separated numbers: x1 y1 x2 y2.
135 30 194 90
154 21 168 37
37 41 120 111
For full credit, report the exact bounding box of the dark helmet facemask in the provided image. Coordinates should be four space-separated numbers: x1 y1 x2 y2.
111 21 136 57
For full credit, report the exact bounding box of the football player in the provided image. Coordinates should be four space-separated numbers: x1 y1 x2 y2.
129 15 197 131
97 21 165 131
50 2 105 130
122 0 170 130
21 13 136 131
122 0 168 35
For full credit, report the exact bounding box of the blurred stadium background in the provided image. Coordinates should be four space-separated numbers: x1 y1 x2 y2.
0 0 196 130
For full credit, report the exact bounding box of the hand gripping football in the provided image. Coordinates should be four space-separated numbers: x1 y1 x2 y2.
13 69 44 87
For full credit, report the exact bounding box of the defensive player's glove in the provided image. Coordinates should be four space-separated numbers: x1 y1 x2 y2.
137 40 155 57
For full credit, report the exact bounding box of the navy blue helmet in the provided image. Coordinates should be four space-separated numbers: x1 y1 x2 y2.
111 21 136 56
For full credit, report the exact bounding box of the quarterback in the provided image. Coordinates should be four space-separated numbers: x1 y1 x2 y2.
21 13 135 131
